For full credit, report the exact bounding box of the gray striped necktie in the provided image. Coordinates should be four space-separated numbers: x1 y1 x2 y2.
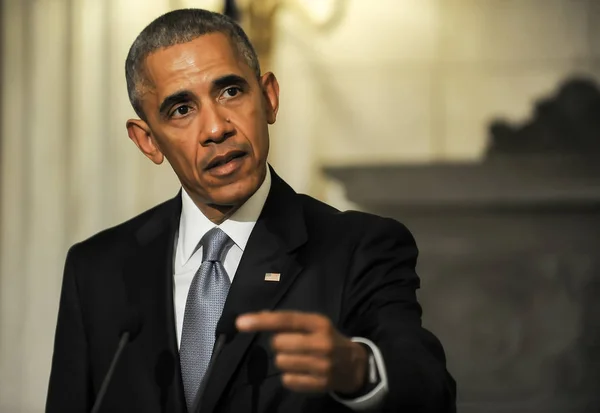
180 227 234 410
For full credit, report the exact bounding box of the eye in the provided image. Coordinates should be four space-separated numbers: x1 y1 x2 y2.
221 87 242 100
171 105 192 118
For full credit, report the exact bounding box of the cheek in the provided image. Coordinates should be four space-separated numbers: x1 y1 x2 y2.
234 105 270 156
156 132 202 175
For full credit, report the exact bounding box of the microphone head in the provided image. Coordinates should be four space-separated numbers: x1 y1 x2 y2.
215 312 238 339
121 309 143 341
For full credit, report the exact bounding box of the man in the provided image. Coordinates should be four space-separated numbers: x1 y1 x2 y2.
46 8 455 413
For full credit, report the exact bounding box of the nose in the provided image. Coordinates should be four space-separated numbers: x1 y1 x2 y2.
199 103 234 145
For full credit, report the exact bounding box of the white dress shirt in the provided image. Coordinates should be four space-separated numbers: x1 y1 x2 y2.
173 167 388 410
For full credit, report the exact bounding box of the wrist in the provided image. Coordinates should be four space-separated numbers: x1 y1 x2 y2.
338 341 369 395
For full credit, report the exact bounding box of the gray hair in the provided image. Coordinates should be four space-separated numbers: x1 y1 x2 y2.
125 8 261 120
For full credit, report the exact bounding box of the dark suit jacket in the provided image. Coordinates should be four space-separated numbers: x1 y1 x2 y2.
46 169 456 413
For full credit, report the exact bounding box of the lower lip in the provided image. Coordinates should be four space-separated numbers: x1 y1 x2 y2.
206 155 247 177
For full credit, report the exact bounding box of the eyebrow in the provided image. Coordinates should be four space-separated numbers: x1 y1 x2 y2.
212 74 250 92
158 90 196 117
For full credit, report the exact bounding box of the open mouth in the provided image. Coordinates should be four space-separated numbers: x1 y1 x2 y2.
206 150 247 170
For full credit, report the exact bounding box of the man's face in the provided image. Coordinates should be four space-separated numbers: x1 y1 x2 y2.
127 33 279 215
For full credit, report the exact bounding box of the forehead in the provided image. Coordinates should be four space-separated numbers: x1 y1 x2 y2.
141 32 249 95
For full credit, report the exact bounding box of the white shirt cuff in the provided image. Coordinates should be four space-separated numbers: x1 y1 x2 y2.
329 337 388 411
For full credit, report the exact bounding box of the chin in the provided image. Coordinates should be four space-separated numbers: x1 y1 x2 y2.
210 174 261 206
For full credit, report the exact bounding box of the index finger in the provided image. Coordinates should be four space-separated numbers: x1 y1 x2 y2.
236 311 326 333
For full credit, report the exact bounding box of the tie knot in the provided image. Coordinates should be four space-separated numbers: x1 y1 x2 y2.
201 227 233 263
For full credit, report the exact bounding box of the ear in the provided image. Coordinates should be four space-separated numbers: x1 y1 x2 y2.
260 72 280 125
126 119 164 165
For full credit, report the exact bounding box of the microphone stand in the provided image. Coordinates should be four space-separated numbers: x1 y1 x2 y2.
90 331 131 413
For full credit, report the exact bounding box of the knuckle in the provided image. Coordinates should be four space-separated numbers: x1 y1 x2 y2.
271 334 290 351
318 358 332 375
291 312 302 328
318 337 334 355
281 373 293 386
270 335 280 350
318 376 329 389
274 353 286 369
316 316 331 331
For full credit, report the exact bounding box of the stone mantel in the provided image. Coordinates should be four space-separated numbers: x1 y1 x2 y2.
325 156 600 212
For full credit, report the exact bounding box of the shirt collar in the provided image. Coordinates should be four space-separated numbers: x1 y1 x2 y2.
177 167 272 266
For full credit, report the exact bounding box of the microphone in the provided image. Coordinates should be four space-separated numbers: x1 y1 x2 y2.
191 312 238 413
90 312 143 413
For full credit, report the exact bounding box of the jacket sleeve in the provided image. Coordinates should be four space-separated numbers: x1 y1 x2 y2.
46 245 92 413
341 216 456 413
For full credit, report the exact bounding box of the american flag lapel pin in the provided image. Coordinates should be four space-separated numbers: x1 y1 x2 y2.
264 273 281 282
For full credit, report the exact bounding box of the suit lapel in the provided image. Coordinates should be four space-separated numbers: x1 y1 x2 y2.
122 195 187 413
200 169 308 413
